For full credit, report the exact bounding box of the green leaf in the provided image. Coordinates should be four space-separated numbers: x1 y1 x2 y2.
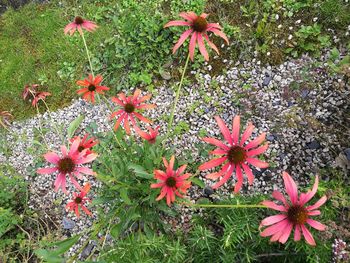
120 188 132 205
128 164 153 179
34 249 64 263
67 115 84 139
190 177 205 188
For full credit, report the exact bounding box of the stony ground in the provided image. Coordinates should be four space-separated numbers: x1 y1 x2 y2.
0 48 349 259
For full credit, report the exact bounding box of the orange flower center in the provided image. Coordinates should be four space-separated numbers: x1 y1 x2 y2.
75 196 82 204
165 177 177 187
287 205 308 225
227 146 247 164
88 85 96 92
58 157 75 174
74 16 84 25
78 146 85 152
124 103 135 113
192 16 208 32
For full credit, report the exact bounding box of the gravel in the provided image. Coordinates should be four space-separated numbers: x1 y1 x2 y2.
0 48 349 259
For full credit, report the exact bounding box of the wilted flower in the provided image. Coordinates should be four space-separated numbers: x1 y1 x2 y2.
32 92 51 107
110 89 156 135
164 11 229 61
22 84 51 107
66 183 92 218
64 16 98 35
0 111 13 129
151 155 191 206
260 172 327 246
199 115 269 193
134 125 160 144
70 133 98 157
37 138 97 194
76 74 110 104
22 84 39 100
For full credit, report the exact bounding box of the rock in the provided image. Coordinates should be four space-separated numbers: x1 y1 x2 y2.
301 89 309 99
81 240 97 258
344 148 350 161
267 134 275 141
62 217 75 230
263 75 272 86
160 71 171 80
306 140 321 150
204 186 214 196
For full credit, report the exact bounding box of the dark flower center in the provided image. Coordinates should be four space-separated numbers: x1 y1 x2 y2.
165 177 177 187
74 16 84 25
287 205 308 225
227 146 247 164
124 103 135 113
148 138 156 144
58 157 75 174
88 85 96 92
192 16 208 32
78 146 85 152
75 197 82 204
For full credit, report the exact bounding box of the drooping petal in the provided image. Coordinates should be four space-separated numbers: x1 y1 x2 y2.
294 224 301 241
164 20 191 28
306 219 326 231
234 165 243 193
189 32 197 61
202 137 230 151
203 34 219 54
261 201 287 212
208 28 229 44
173 29 193 54
260 214 288 226
282 171 298 205
198 157 227 171
214 116 233 145
301 225 316 246
278 222 293 244
197 33 209 61
245 133 266 150
246 158 269 168
212 164 234 189
241 163 254 185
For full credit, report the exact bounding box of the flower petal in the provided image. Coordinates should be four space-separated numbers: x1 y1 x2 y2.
260 214 288 226
212 164 234 189
164 20 191 28
37 167 58 174
189 32 197 61
240 122 255 146
198 157 227 171
245 133 266 150
246 158 269 168
282 171 298 205
278 222 293 244
197 33 209 61
234 165 243 193
260 219 288 237
306 219 326 231
202 137 230 151
232 115 240 145
214 116 233 145
301 225 316 246
43 152 60 164
261 201 287 212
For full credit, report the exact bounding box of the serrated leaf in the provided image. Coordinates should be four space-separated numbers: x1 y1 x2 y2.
128 164 153 179
120 188 132 205
67 115 84 139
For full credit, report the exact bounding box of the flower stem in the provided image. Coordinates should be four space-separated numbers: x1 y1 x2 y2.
165 53 190 139
179 201 267 209
81 31 94 77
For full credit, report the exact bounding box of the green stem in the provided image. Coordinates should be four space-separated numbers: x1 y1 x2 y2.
165 53 190 139
81 31 94 77
180 202 267 209
41 99 65 144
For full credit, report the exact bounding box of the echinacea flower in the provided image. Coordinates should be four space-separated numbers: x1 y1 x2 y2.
110 89 156 135
164 12 229 61
199 115 269 193
0 111 13 129
32 92 51 107
76 74 110 104
70 133 98 157
66 183 92 218
151 155 191 206
134 125 160 144
64 16 98 35
260 172 327 246
37 138 97 194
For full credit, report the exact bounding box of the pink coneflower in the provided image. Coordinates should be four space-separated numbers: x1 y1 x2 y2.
199 115 269 193
151 155 192 206
164 11 229 61
0 111 13 129
37 138 97 194
76 74 110 104
134 125 160 144
70 134 98 157
64 16 98 35
66 183 92 218
110 89 156 135
260 172 327 246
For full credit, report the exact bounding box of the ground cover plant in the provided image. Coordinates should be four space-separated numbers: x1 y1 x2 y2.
0 0 349 262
